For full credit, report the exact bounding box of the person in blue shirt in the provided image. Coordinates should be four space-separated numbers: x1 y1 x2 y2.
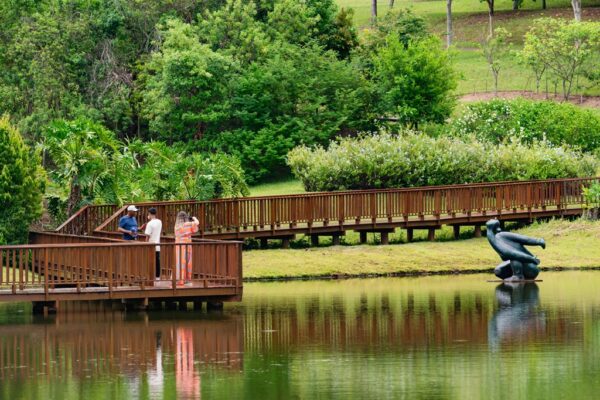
118 205 139 240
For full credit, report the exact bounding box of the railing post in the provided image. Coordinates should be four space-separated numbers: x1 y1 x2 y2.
371 192 377 224
44 248 49 300
338 194 345 226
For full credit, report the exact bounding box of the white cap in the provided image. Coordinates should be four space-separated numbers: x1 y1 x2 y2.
127 205 139 212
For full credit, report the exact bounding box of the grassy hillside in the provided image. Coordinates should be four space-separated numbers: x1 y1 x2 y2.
338 1 600 95
340 0 600 28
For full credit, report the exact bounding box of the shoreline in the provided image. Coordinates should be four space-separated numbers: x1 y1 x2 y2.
243 266 600 282
243 219 600 281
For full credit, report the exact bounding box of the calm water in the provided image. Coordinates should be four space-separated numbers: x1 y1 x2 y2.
1 271 600 399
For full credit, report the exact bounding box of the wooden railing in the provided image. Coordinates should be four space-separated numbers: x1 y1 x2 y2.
60 177 599 236
55 204 120 236
0 241 242 296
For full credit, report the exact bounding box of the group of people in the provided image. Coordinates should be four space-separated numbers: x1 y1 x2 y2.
117 206 200 286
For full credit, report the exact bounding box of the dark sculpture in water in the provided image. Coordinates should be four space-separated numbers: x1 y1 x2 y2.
486 219 545 281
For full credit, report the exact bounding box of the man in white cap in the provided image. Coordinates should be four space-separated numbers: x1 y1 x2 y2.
118 205 139 240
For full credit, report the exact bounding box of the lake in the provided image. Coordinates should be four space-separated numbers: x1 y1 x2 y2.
1 271 599 399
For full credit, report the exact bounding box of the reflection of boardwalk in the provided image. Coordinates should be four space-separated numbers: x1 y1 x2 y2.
0 310 243 383
240 291 580 352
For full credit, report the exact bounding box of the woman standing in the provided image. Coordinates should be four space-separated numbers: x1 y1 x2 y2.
174 211 199 286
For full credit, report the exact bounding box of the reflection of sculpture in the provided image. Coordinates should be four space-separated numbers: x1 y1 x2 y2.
488 283 545 349
486 219 545 281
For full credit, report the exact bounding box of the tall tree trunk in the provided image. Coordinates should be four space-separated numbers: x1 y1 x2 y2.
571 0 582 21
371 0 378 26
446 0 453 48
389 0 395 8
512 0 519 10
487 0 494 37
67 181 82 216
542 0 547 9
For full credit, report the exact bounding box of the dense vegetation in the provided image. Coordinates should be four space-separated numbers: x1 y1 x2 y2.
1 0 599 242
288 133 598 191
0 1 457 183
43 117 248 223
448 99 600 152
0 118 45 244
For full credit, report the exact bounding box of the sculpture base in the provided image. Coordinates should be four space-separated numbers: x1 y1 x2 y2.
486 279 543 283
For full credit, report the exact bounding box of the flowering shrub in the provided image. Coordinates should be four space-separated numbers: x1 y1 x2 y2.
287 132 599 191
449 99 600 152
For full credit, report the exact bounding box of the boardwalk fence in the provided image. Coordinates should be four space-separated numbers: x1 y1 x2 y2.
57 177 599 237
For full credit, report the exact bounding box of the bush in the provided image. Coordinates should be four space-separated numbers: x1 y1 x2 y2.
287 132 598 192
372 35 457 128
449 99 600 152
0 116 45 244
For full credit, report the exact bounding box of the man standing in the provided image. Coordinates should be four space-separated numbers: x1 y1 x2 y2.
144 207 163 280
118 205 139 240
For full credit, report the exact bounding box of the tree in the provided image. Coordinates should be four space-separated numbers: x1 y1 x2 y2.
446 0 453 48
522 19 600 100
372 35 458 128
0 116 45 244
481 28 512 96
42 118 120 215
371 0 378 26
480 0 495 36
141 19 234 143
572 0 582 22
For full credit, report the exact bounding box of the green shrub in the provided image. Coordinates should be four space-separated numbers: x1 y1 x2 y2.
449 99 600 152
287 132 598 192
0 116 45 244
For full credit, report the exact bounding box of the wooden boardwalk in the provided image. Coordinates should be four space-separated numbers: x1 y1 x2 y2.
57 176 598 245
0 176 596 310
0 240 243 311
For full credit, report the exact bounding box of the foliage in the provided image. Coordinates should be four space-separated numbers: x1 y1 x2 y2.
205 42 377 182
481 28 512 95
287 132 598 192
448 98 600 152
582 183 600 209
43 119 249 221
140 19 234 143
361 9 428 51
42 118 120 215
372 35 457 128
522 19 600 100
0 116 45 244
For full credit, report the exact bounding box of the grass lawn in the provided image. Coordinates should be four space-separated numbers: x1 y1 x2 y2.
244 219 600 279
249 179 306 196
338 1 600 96
339 0 600 28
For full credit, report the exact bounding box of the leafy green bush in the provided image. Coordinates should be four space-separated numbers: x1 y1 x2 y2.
287 132 598 192
449 99 600 152
43 119 249 222
0 116 45 244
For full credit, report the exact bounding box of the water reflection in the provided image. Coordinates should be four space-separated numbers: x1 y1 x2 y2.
1 273 600 399
0 305 242 399
488 283 546 349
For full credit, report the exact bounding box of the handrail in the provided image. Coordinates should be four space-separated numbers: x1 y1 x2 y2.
0 241 243 297
57 176 600 236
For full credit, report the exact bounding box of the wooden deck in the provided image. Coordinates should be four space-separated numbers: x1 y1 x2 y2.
1 176 596 309
0 241 243 309
57 176 599 245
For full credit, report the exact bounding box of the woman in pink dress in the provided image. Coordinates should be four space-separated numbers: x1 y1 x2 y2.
174 211 199 286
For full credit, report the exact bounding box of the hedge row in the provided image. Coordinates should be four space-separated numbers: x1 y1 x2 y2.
448 99 600 152
287 132 598 191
